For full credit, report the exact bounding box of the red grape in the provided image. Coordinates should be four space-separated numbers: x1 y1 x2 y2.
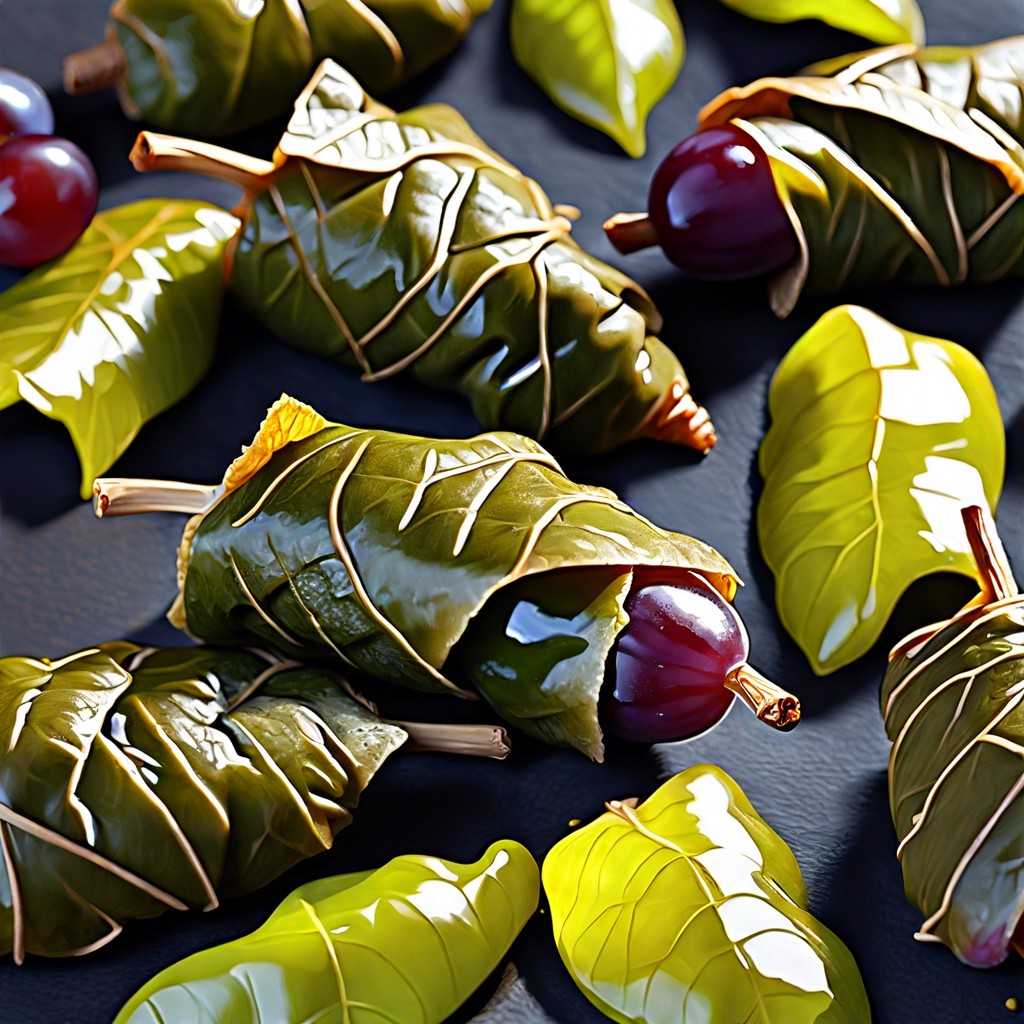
604 124 798 281
603 567 798 743
0 135 97 267
0 68 54 137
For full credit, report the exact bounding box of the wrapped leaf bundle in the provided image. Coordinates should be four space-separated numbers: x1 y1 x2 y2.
882 506 1024 967
0 642 505 961
130 60 716 456
607 36 1024 316
115 841 539 1024
702 36 1024 315
95 396 799 763
64 0 492 136
543 766 872 1022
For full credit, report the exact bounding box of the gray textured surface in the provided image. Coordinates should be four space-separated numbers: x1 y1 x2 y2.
1 0 1024 1021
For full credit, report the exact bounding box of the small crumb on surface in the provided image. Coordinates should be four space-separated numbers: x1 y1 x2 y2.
1006 996 1019 1012
568 819 580 826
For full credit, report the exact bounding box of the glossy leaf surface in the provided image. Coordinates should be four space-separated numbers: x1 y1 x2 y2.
759 306 1004 675
0 200 238 496
509 0 684 157
542 765 872 1023
715 0 923 45
166 396 736 760
883 515 1024 967
110 0 492 135
115 840 539 1023
0 644 406 959
221 60 710 456
700 37 1024 316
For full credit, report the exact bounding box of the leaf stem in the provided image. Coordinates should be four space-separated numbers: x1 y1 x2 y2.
93 478 222 518
130 132 276 192
603 212 659 255
392 721 510 760
63 40 126 95
635 378 717 453
962 504 1017 602
724 664 801 731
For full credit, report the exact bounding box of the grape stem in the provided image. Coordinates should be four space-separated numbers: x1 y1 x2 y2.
63 40 126 95
93 477 222 518
130 132 276 192
725 664 800 731
391 721 510 759
603 212 658 255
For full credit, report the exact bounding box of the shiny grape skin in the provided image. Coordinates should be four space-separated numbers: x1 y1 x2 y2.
603 568 747 743
648 124 798 281
0 68 54 137
0 135 97 267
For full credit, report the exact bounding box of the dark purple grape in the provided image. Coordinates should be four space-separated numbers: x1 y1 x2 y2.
0 68 54 137
603 567 798 743
0 135 97 267
604 124 798 281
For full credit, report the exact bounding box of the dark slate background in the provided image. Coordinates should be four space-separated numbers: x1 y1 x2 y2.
2 0 1024 1020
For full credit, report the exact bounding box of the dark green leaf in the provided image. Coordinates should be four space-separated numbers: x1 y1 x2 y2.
0 643 406 960
114 841 539 1024
699 37 1024 315
110 0 492 134
215 59 712 455
509 0 684 157
0 200 238 496
759 306 1004 674
542 766 872 1023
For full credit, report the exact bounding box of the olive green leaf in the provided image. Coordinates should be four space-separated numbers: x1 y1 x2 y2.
105 0 492 135
0 200 238 497
509 0 684 157
758 306 1004 675
699 37 1024 316
714 0 923 45
471 965 561 1023
883 507 1024 967
0 643 411 960
542 765 872 1023
114 841 539 1024
94 395 738 760
133 58 715 456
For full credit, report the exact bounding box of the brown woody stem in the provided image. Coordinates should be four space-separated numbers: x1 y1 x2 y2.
63 40 126 95
604 212 659 255
962 504 1017 603
93 478 221 518
635 378 717 453
392 721 510 760
130 132 276 191
724 664 800 731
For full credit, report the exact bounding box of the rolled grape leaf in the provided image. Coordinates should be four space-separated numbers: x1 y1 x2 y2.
758 305 1003 675
94 395 739 761
0 199 239 497
542 765 872 1023
715 0 923 46
0 642 506 960
115 840 539 1024
699 36 1024 316
130 59 716 456
509 0 684 157
883 506 1024 967
66 0 492 136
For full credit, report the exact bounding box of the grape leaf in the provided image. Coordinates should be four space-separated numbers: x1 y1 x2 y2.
114 841 539 1024
509 0 684 157
542 765 871 1023
714 0 923 44
758 305 1004 675
0 200 238 496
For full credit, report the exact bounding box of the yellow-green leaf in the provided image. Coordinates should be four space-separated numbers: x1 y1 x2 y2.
115 841 539 1024
543 766 872 1023
509 0 684 157
758 305 1004 675
715 0 924 45
0 200 239 496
